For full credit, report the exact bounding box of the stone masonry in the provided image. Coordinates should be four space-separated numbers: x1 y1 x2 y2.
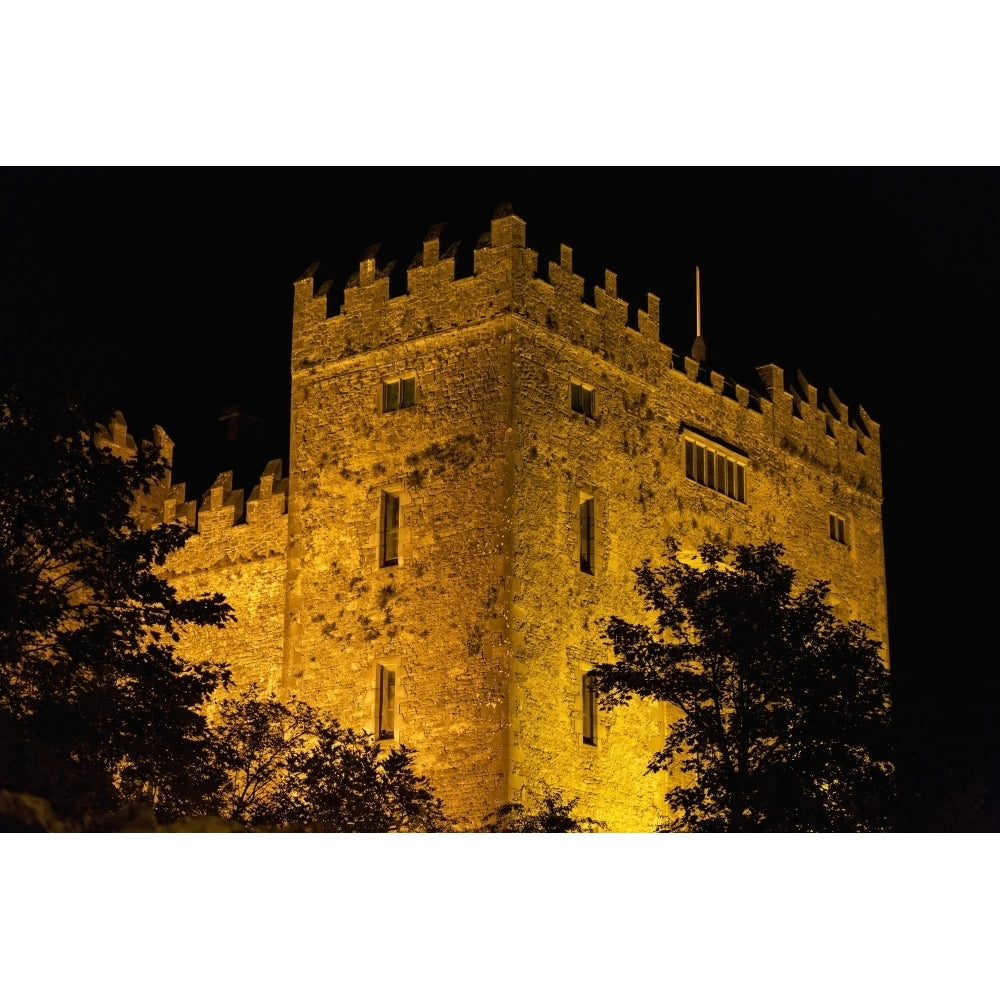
152 207 888 831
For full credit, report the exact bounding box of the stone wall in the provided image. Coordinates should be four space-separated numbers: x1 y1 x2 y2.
163 463 288 696
503 312 886 830
285 321 513 826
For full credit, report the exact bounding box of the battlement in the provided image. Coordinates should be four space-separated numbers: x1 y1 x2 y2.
292 207 882 496
156 460 288 535
93 411 137 460
156 458 289 702
90 405 290 543
94 414 178 478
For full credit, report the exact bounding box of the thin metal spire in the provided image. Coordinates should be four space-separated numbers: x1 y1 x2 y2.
692 265 706 363
696 265 701 340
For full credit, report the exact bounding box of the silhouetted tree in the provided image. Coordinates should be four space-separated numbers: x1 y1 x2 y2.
209 685 448 831
0 388 233 821
481 788 606 832
595 540 894 832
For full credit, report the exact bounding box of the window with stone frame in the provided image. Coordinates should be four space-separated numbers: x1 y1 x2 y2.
579 493 595 575
381 490 400 567
383 376 416 413
582 671 597 746
571 381 595 418
377 664 396 740
683 431 746 503
829 513 847 545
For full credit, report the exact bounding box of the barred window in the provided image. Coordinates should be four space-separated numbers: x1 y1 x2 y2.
683 433 746 503
383 376 416 412
580 494 595 575
571 381 595 418
378 665 396 740
381 491 400 567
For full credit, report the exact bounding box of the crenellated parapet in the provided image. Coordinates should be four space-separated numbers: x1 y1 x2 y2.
246 459 288 522
196 470 245 533
155 460 288 536
93 414 179 481
93 411 138 460
154 458 289 700
92 415 185 528
753 363 881 497
95 407 292 564
292 206 882 498
162 482 197 526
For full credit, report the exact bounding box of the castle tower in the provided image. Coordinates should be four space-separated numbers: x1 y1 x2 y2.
281 208 888 829
164 208 888 831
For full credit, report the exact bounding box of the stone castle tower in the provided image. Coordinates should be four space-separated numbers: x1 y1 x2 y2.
154 207 888 831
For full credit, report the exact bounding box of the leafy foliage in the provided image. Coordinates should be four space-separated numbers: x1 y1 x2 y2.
209 685 449 832
0 387 446 831
595 540 894 832
481 787 606 832
0 389 233 820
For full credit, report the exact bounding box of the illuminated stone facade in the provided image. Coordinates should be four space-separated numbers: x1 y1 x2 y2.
156 209 888 830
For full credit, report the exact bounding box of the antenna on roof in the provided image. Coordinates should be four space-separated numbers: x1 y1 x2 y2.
692 265 707 363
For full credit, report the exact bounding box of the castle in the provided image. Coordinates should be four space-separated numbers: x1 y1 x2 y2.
130 206 888 831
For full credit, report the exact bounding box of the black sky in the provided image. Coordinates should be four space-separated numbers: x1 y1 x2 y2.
3 167 997 827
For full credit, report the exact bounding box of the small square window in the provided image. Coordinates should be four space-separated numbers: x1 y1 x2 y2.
571 381 595 418
378 665 396 740
383 376 416 412
829 513 847 545
582 672 597 746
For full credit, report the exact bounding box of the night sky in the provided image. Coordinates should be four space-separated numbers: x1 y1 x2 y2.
3 167 998 828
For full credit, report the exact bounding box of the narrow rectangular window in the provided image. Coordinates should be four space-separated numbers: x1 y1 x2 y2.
685 439 694 479
383 379 400 412
580 496 595 575
830 513 846 544
381 491 400 566
571 381 595 417
400 376 415 408
378 665 396 740
582 672 597 746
